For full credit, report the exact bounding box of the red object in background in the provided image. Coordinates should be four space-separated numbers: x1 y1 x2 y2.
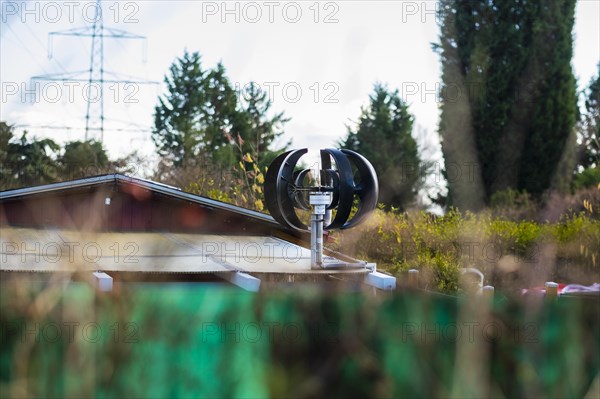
521 283 600 296
521 284 566 296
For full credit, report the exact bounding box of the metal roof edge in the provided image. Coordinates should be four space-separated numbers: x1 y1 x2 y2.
0 173 280 228
0 174 119 199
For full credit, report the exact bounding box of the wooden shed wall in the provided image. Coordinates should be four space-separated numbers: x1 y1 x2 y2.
0 182 275 235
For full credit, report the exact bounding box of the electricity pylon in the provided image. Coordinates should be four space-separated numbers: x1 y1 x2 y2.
32 0 156 142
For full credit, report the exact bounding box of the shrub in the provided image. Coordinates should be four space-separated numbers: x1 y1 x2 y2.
331 207 599 294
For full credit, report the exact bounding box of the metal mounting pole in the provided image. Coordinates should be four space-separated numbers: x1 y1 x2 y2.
309 192 330 269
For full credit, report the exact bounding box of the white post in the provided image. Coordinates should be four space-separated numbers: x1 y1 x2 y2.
545 281 558 300
92 271 113 292
482 285 494 301
408 269 419 288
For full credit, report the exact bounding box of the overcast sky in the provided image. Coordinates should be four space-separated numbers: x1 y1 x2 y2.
1 0 599 168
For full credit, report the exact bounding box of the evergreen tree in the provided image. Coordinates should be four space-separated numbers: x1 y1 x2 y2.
339 84 422 209
573 68 600 189
436 0 578 208
0 122 59 189
59 140 109 179
153 51 289 170
233 82 290 168
152 51 241 168
0 122 16 189
0 122 14 188
200 62 241 167
578 68 599 170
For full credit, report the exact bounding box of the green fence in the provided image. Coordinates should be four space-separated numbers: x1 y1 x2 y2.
1 281 598 398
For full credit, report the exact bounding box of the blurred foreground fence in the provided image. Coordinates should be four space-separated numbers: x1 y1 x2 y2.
1 281 599 398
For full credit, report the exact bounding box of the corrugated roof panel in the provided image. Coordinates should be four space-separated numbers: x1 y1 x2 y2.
169 233 368 274
1 228 229 273
1 228 367 275
169 233 312 271
0 227 70 272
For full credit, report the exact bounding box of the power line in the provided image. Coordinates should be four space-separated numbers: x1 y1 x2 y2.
22 22 70 75
4 23 51 74
13 123 152 134
20 22 88 117
31 0 157 142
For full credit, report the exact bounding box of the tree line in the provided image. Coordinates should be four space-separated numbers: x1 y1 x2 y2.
0 122 114 189
2 0 598 212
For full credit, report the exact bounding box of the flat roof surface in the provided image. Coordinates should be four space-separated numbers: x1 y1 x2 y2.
0 227 369 275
